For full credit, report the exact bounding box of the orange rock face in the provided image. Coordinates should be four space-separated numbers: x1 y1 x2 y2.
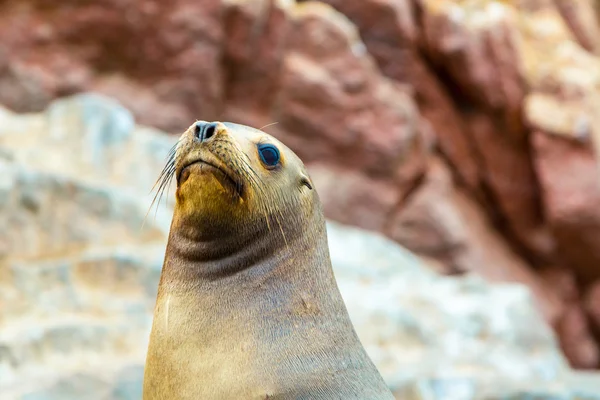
2 0 600 369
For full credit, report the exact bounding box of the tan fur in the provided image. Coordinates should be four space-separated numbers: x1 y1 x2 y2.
143 122 394 399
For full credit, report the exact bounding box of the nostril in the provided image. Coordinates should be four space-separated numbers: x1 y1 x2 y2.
194 121 204 139
203 122 217 141
194 121 219 142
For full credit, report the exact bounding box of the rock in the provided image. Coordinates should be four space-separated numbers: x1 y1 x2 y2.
327 221 567 396
531 132 600 282
0 96 174 261
554 0 600 54
111 366 145 400
584 281 600 335
0 95 170 398
314 0 482 194
222 0 429 233
410 0 554 262
270 1 428 183
318 0 600 367
20 373 110 400
221 0 290 124
521 0 600 283
567 371 600 400
4 0 600 376
10 364 146 400
0 0 224 132
308 163 402 232
385 158 563 325
384 158 466 269
2 94 598 399
462 111 551 261
539 266 579 304
556 303 600 369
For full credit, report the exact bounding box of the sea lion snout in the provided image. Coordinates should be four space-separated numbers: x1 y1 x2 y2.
194 121 219 142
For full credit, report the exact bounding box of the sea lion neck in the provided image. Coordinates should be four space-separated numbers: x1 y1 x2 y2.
161 206 326 283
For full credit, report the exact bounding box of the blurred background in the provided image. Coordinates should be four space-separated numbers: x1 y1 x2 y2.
1 0 600 399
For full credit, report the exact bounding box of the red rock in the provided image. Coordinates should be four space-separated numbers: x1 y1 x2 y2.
554 0 600 53
557 303 600 369
539 266 579 304
318 0 482 194
531 131 600 282
320 0 600 366
223 1 429 189
0 0 224 132
384 157 463 268
408 61 482 194
464 111 553 261
0 0 427 226
270 2 428 189
222 0 289 124
584 281 600 334
386 157 563 323
308 163 401 232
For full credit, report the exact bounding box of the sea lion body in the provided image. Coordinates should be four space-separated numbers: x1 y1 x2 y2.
143 122 394 399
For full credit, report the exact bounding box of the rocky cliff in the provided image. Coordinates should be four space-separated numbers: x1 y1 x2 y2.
1 0 600 374
1 94 599 400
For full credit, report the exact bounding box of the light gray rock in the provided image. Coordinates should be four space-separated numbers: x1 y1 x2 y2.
0 94 598 400
327 221 572 398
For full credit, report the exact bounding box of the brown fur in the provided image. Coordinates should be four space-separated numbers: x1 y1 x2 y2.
142 122 394 399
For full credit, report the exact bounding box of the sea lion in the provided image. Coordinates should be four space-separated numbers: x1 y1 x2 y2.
142 121 394 399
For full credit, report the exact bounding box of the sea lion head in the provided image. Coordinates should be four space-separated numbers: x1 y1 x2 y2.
156 121 316 240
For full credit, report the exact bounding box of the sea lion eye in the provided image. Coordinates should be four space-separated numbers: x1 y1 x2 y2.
257 143 280 167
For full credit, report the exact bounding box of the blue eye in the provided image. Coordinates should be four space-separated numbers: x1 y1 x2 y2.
258 143 280 167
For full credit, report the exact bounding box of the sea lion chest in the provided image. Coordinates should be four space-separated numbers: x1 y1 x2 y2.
144 275 380 400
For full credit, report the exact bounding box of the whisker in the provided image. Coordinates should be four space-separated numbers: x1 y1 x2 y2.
240 159 266 199
275 212 288 249
212 138 267 200
146 170 172 221
150 147 177 193
259 122 279 131
142 140 179 230
154 166 176 218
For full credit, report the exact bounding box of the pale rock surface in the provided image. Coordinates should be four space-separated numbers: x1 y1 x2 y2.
1 95 598 399
0 94 173 399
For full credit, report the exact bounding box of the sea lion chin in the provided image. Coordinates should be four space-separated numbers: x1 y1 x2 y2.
142 121 395 399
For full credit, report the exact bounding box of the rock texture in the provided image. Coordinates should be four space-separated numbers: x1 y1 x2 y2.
2 94 600 400
0 95 173 399
0 0 224 132
2 0 600 371
307 0 600 370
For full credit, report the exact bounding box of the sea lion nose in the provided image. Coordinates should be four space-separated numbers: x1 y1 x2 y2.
194 121 219 142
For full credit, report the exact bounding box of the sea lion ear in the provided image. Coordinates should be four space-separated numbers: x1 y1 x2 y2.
300 176 313 190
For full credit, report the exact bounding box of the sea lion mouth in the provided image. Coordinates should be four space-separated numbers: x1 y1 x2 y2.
177 158 244 197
